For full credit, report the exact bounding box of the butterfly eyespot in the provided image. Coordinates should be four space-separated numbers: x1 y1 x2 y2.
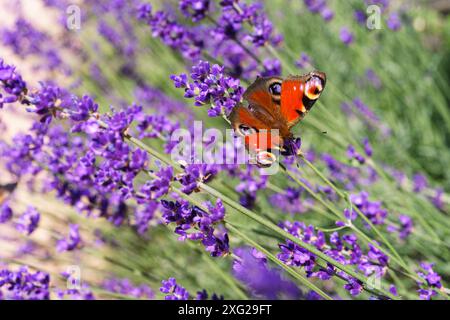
305 76 324 100
237 124 257 136
269 83 282 96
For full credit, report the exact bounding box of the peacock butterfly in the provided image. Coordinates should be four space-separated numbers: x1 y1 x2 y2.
229 71 326 166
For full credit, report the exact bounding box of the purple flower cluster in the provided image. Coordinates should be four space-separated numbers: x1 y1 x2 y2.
277 220 390 296
0 202 13 223
413 174 428 192
387 12 402 31
416 263 442 300
233 247 301 299
1 18 64 72
387 214 413 240
171 60 243 117
234 166 268 208
365 69 382 90
295 52 313 70
179 0 210 22
321 153 378 190
346 138 372 164
160 277 190 300
161 199 229 257
102 278 154 299
177 164 219 194
215 1 281 47
57 224 82 252
349 191 388 226
137 3 203 60
16 206 40 235
160 277 222 300
0 59 160 235
339 27 354 46
0 266 50 300
304 0 334 21
270 187 314 215
0 58 27 108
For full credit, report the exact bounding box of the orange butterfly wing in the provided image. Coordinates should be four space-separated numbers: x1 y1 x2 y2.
280 78 306 128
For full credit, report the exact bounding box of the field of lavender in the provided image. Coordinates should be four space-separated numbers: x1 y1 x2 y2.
1 0 450 301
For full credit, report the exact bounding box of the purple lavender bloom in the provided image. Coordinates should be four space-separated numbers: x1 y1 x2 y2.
0 58 27 104
171 60 243 117
278 222 318 271
233 247 301 299
418 263 442 288
354 10 366 25
137 7 202 60
304 0 326 13
347 145 365 164
339 27 354 46
343 278 363 296
362 138 373 157
179 0 210 22
0 202 13 223
137 3 152 20
103 278 154 299
320 6 334 21
387 214 413 240
321 153 378 190
57 224 82 252
139 167 173 200
160 278 190 300
270 187 314 215
161 199 229 257
215 1 280 47
281 137 302 156
418 288 437 300
69 95 99 122
16 206 40 235
0 266 50 300
413 174 428 192
431 188 444 210
295 52 312 69
134 201 158 235
365 69 382 89
235 167 268 208
304 0 334 22
389 285 398 296
261 58 281 77
387 12 402 31
55 286 95 300
350 192 388 225
176 164 218 194
416 262 442 300
196 289 224 300
358 243 389 278
343 207 357 221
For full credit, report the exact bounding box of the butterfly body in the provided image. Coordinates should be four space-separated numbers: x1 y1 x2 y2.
230 71 326 165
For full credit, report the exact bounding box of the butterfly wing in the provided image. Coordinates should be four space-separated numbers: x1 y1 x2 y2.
280 71 326 128
243 76 283 120
229 104 281 153
280 77 306 128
